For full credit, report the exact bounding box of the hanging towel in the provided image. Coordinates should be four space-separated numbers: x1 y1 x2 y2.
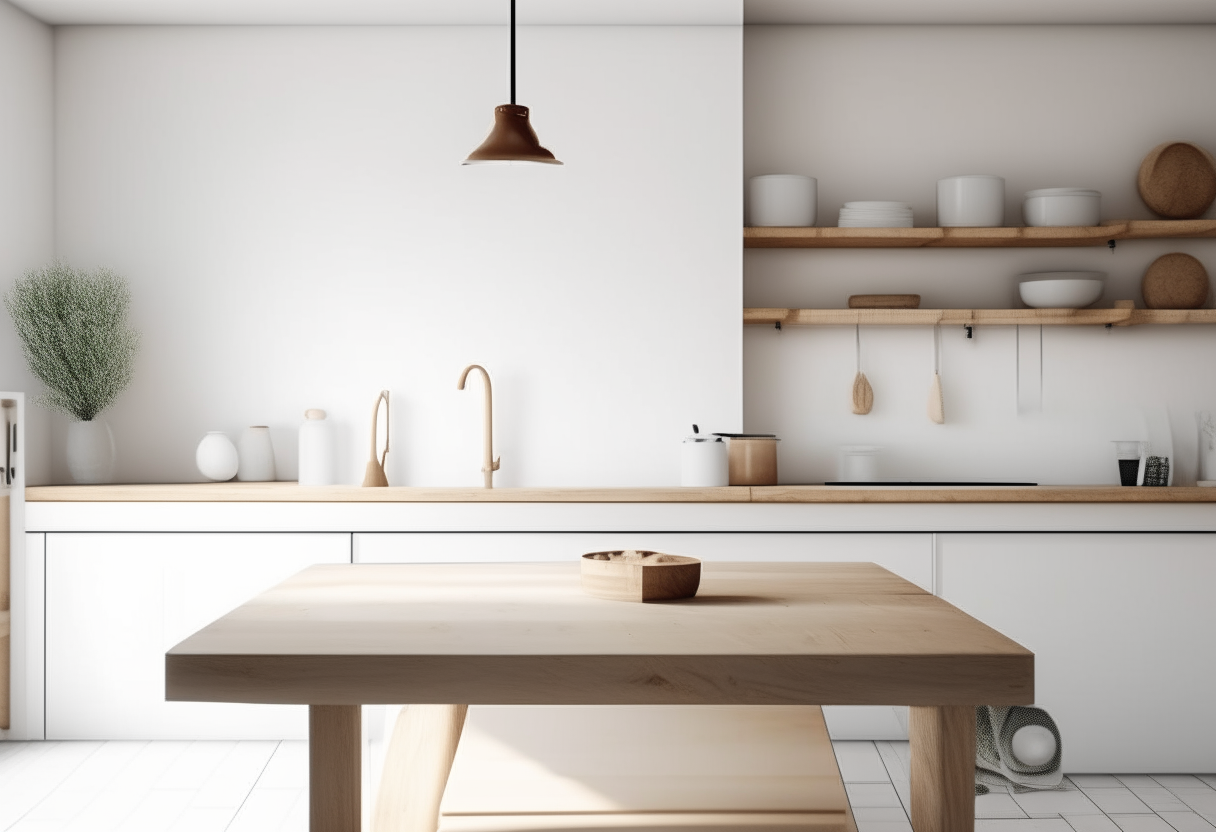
976 705 1066 795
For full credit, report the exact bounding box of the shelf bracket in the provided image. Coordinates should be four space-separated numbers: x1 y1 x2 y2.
964 325 974 339
1108 239 1117 251
774 321 782 331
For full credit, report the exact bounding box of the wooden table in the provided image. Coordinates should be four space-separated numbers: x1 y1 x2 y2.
166 562 1033 832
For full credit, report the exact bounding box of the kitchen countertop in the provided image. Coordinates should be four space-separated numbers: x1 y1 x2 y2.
23 482 1216 503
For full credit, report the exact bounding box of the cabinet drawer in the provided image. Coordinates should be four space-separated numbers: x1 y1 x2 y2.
46 532 349 740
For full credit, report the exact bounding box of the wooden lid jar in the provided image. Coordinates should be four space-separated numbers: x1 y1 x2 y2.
715 433 779 486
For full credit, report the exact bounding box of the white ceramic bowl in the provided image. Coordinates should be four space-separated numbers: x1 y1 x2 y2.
1023 188 1101 227
1018 271 1105 308
937 175 1004 227
749 174 817 226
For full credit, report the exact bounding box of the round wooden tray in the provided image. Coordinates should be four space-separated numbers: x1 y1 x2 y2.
580 551 702 602
1138 141 1216 219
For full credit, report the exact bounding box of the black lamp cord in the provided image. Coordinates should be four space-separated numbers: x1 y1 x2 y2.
510 0 516 105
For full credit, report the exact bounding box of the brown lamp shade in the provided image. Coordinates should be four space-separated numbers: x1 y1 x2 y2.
464 104 562 165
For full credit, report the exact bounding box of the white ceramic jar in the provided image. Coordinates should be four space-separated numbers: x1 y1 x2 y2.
680 431 729 487
936 175 1004 227
749 175 817 227
298 409 337 486
196 431 239 481
237 425 276 482
1023 188 1101 227
837 445 881 482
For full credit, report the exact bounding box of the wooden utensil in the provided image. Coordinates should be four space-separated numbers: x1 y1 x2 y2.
1138 141 1216 219
1142 253 1210 309
852 325 873 415
928 326 945 424
580 551 702 602
849 294 921 309
361 390 390 487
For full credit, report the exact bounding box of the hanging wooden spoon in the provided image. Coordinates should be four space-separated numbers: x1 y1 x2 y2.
852 324 873 415
928 325 945 424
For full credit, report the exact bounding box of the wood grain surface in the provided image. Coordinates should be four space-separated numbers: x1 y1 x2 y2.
375 704 468 832
744 220 1216 248
910 706 976 832
310 705 361 832
26 483 1216 503
166 562 1033 707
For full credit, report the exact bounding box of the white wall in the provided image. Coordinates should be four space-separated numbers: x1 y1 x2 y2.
0 0 53 486
744 25 1216 485
52 24 742 486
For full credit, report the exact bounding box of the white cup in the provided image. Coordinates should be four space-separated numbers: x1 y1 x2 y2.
749 175 817 227
937 175 1004 227
837 445 881 482
681 438 729 487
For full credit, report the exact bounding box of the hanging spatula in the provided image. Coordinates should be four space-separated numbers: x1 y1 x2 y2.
852 324 873 415
928 325 944 424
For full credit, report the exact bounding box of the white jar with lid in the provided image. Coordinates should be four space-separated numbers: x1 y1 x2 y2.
681 426 729 487
298 409 336 486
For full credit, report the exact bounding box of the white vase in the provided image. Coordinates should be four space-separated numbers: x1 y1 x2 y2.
237 425 276 482
1198 411 1216 481
196 432 239 481
66 418 115 484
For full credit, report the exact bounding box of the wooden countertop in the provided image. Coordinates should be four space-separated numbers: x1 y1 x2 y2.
23 482 1216 503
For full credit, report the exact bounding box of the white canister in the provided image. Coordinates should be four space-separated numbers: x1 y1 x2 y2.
1023 188 1101 227
749 175 817 227
937 175 1004 227
298 409 337 486
681 431 729 487
196 431 238 481
237 425 276 482
837 445 881 483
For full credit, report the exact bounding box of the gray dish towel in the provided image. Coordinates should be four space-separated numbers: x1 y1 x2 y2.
976 705 1066 795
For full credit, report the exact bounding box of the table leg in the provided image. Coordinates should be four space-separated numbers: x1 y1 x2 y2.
373 704 469 832
310 705 362 832
910 705 975 832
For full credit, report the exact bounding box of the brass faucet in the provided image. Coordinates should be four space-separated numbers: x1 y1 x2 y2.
457 364 500 489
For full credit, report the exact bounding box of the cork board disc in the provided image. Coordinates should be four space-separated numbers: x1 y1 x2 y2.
1141 253 1210 309
1137 142 1216 219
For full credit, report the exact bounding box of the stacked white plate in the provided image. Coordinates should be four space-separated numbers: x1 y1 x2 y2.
838 201 914 228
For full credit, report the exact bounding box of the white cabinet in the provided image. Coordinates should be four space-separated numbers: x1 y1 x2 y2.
937 533 1216 773
357 531 932 740
45 532 349 740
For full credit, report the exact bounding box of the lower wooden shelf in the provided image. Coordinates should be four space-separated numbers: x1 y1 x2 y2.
745 301 1216 327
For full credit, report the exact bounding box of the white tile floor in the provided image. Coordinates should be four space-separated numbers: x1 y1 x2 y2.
1 739 1214 832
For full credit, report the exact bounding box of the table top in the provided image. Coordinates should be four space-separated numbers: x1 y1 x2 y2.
166 562 1033 707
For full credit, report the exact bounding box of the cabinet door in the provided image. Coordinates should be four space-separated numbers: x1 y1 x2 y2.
357 532 931 740
937 533 1216 773
46 532 349 740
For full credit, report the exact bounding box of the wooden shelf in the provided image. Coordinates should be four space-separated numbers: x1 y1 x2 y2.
744 219 1216 248
745 302 1216 327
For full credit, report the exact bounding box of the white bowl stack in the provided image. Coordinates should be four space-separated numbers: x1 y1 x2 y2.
838 201 913 228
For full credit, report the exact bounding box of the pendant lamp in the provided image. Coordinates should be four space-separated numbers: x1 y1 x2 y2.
464 0 561 165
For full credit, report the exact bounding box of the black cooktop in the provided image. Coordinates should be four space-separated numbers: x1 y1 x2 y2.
820 481 1038 486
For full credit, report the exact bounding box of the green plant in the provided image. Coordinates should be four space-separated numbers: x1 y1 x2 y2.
4 261 141 421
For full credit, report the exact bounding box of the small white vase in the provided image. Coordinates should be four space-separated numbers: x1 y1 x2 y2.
196 432 239 481
66 418 116 484
237 425 276 482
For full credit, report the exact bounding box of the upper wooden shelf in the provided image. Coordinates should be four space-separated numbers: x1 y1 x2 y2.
745 302 1216 327
744 219 1216 248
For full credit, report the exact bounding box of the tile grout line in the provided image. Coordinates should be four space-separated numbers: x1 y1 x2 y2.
871 740 912 822
223 740 283 832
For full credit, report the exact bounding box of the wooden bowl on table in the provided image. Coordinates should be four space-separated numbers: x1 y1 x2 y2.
580 551 702 602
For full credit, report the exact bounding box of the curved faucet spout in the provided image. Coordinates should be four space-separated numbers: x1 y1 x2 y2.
457 364 500 489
